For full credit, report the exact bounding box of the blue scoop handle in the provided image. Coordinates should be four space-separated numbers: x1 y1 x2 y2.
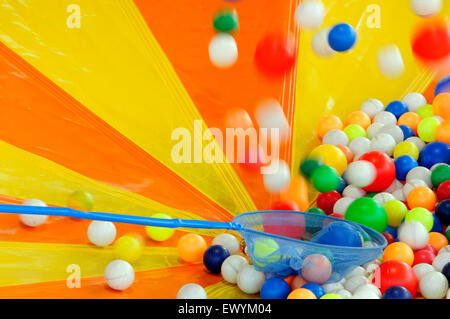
0 204 242 231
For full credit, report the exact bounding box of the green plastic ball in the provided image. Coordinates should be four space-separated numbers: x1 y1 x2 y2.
253 238 280 267
366 192 378 198
345 197 388 233
308 207 325 215
417 117 440 142
445 227 450 242
405 207 434 232
344 124 367 142
431 164 450 188
320 293 343 299
213 9 239 33
300 158 321 178
416 104 434 119
384 200 408 228
310 165 340 193
145 213 175 241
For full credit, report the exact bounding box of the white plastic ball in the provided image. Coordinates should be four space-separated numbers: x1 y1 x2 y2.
87 221 116 247
367 122 385 139
378 124 404 144
333 197 354 215
20 199 48 227
346 266 367 279
255 99 290 142
344 275 370 294
403 92 427 113
403 179 427 198
419 271 448 299
208 33 238 68
354 284 381 298
345 160 376 188
370 133 396 156
413 263 436 282
377 45 404 79
349 137 371 157
392 188 406 201
221 255 248 284
410 0 443 18
322 282 343 294
104 260 135 291
406 166 432 188
322 129 349 146
311 28 336 58
177 283 207 299
343 185 367 199
364 262 380 274
351 290 380 299
212 233 240 255
361 99 384 119
398 221 429 250
373 192 395 205
384 179 403 193
295 0 326 30
405 137 426 152
236 264 265 294
439 245 450 255
432 252 450 272
335 289 352 299
373 111 397 126
262 160 291 193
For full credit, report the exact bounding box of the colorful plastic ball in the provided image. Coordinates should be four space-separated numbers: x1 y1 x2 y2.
433 252 450 271
317 191 341 215
417 105 434 119
271 200 299 212
344 160 376 188
370 133 396 156
254 99 290 142
311 165 340 193
418 117 440 142
403 93 427 113
405 207 434 232
407 186 437 211
345 197 387 233
422 244 438 256
311 28 337 58
113 233 144 263
343 185 367 199
406 166 432 187
88 221 116 247
373 192 395 205
377 44 405 79
263 160 291 193
382 286 412 299
394 142 419 160
177 233 207 263
446 227 450 242
104 260 135 291
20 199 48 227
413 263 435 281
419 271 449 299
290 275 308 290
336 177 347 194
430 213 443 234
398 221 429 250
295 0 326 30
428 232 449 253
436 120 450 144
221 255 248 284
67 190 94 211
374 111 398 126
310 221 362 247
367 122 385 139
436 199 450 225
383 232 395 244
213 8 239 33
411 18 450 62
177 283 207 299
435 75 450 96
360 151 396 192
403 179 427 198
287 288 317 299
433 93 450 119
301 283 325 298
386 101 409 119
413 249 436 266
398 112 421 134
349 137 371 157
410 0 443 18
253 238 280 267
328 23 357 52
309 144 348 175
237 265 265 294
320 293 343 299
209 33 238 68
442 262 450 282
322 129 349 146
344 124 367 142
260 277 291 299
301 254 332 284
333 197 355 215
308 207 325 215
254 33 296 78
371 260 418 297
361 99 384 119
419 141 450 169
145 213 175 242
383 242 415 266
405 136 426 152
213 233 240 255
394 155 417 181
345 111 371 129
299 158 322 178
378 124 404 144
431 164 450 188
317 115 343 140
203 245 230 274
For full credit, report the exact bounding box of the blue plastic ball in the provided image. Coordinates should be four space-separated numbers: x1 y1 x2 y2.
384 225 398 238
328 23 357 52
260 277 291 299
442 263 450 283
336 177 346 194
203 245 230 274
382 286 412 299
430 212 443 233
418 142 450 169
398 125 415 140
301 283 326 298
394 155 418 181
435 75 450 96
386 101 408 119
310 221 363 247
436 199 450 226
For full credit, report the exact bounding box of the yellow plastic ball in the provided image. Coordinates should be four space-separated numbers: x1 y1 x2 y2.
416 104 434 119
417 117 440 142
393 141 419 160
67 191 94 211
253 238 280 267
309 144 347 175
405 207 434 232
145 213 175 242
113 233 144 263
384 200 408 228
343 124 367 142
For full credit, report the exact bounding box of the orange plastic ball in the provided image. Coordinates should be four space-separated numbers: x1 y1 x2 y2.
433 93 450 119
398 112 421 135
287 288 317 299
177 233 207 263
337 144 354 163
406 186 437 211
383 242 414 266
345 111 372 129
428 232 449 253
290 275 308 290
436 120 450 144
317 115 343 140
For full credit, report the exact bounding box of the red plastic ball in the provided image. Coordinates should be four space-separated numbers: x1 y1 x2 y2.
412 249 436 266
317 191 342 215
371 260 418 297
412 19 450 62
271 200 300 211
382 232 395 245
254 33 296 78
329 213 344 219
359 151 396 192
420 244 437 256
437 180 450 201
